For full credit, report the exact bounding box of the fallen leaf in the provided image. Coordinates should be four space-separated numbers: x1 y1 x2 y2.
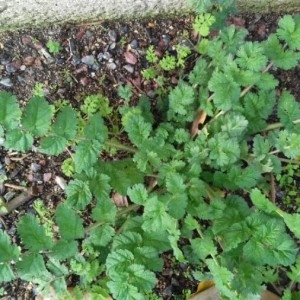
191 110 207 138
112 192 128 207
197 280 215 293
124 51 137 65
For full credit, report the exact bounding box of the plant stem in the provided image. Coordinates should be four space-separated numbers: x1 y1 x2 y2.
105 140 136 153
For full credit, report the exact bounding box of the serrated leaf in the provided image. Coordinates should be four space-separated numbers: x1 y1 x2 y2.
253 135 270 160
127 264 157 292
143 230 171 252
107 279 143 300
277 15 300 50
87 224 115 247
97 158 144 195
106 249 134 277
142 196 176 233
244 217 297 267
112 231 143 253
250 188 277 213
277 91 300 130
208 134 240 167
191 237 217 261
0 230 20 263
206 259 236 298
92 197 117 223
208 70 241 111
55 204 84 240
276 130 300 158
221 113 248 138
264 34 300 70
127 184 148 205
123 111 152 146
89 173 111 201
4 129 33 152
188 58 210 85
0 263 15 282
0 91 21 129
282 212 300 239
134 246 163 272
52 106 77 139
255 72 279 91
16 253 52 283
236 42 268 72
39 135 67 155
17 214 53 251
22 96 52 136
74 139 102 173
49 240 78 260
167 82 195 122
287 256 300 282
84 113 108 143
66 179 92 210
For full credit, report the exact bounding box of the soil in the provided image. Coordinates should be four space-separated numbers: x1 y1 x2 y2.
0 11 299 300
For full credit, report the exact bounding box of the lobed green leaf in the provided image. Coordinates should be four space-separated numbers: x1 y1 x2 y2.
17 214 53 251
55 204 84 240
0 230 20 263
52 106 77 139
39 135 67 155
4 129 33 152
22 96 52 136
0 91 21 130
66 179 92 210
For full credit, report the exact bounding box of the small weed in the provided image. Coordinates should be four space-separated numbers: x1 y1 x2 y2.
46 40 62 54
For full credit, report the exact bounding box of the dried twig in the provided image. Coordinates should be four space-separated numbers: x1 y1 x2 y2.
0 188 37 216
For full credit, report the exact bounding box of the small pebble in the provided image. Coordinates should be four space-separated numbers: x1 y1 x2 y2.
4 191 15 201
80 77 89 86
103 51 112 60
120 25 129 35
20 65 26 71
108 29 117 42
0 54 10 65
31 163 41 172
23 56 35 66
97 52 104 62
130 39 138 49
81 55 95 66
55 176 67 190
91 63 100 71
17 76 26 85
0 77 12 87
124 64 134 73
5 63 17 73
107 62 117 70
109 42 116 50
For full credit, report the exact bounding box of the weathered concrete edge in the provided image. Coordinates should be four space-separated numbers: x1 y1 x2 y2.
0 0 300 33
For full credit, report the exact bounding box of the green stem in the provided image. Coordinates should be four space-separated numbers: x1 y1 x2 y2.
263 119 300 132
105 140 137 153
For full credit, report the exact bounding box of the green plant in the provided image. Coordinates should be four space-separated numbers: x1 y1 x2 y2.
32 82 45 97
46 40 62 54
1 2 300 299
61 157 75 177
276 163 300 210
33 199 55 238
